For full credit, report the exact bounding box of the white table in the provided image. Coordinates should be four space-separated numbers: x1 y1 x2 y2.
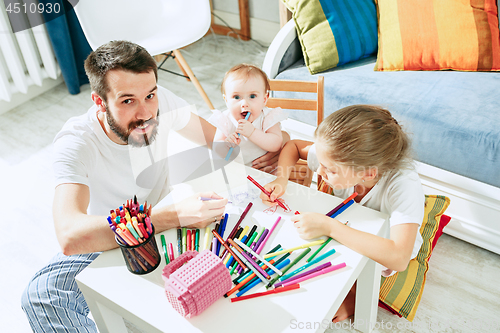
76 162 388 333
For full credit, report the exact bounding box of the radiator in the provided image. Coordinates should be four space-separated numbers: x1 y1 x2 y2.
0 2 59 102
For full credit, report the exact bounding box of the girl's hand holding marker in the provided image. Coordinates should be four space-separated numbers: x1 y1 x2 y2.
247 175 288 211
260 177 288 207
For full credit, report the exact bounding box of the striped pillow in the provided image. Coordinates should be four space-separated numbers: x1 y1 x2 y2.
379 195 450 321
282 0 378 75
375 0 500 71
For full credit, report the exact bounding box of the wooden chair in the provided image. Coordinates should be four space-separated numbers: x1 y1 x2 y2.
266 76 324 188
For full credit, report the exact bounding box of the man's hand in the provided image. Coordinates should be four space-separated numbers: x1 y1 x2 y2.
251 150 280 174
168 192 228 228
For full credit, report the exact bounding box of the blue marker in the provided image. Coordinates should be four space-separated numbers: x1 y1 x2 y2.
225 111 251 161
330 200 354 218
216 215 227 255
235 259 291 297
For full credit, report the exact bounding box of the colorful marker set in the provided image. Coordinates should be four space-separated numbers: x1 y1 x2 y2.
326 191 358 219
107 195 153 246
108 195 160 274
217 186 357 302
175 227 201 257
161 180 354 302
160 235 175 264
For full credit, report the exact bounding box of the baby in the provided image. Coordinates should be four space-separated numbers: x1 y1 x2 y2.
209 63 288 166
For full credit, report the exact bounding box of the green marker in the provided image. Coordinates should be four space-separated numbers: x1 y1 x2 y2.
229 258 239 275
161 234 169 264
307 237 332 262
280 247 336 281
195 229 200 251
266 248 311 288
245 231 258 247
252 227 266 245
126 222 140 240
182 227 187 253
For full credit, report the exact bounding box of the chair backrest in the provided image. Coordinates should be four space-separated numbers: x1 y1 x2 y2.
266 76 324 188
267 76 324 127
73 0 211 55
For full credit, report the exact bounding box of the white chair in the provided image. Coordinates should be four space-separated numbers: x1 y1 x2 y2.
73 0 214 109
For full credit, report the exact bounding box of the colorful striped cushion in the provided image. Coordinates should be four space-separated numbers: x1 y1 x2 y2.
379 195 450 321
282 0 378 74
375 0 500 71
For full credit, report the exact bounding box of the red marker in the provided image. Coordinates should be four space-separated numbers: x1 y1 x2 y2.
230 283 300 302
247 175 288 211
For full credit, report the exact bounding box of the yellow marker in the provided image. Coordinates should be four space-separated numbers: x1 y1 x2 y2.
262 239 325 259
132 219 143 238
203 226 211 250
117 223 128 231
239 226 250 240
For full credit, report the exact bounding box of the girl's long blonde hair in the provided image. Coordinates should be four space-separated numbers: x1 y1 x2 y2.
315 105 413 178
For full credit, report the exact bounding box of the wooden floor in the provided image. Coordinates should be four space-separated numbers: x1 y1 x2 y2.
1 34 499 333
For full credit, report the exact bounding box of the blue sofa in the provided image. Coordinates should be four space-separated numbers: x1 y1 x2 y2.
263 19 500 255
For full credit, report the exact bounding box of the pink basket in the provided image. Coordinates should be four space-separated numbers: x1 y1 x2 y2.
162 250 232 317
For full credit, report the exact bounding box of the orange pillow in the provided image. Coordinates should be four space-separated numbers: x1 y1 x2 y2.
375 0 500 71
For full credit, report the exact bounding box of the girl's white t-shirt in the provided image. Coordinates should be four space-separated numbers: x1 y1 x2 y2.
52 86 191 216
307 144 425 276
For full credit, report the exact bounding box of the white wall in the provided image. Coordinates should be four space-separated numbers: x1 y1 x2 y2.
212 0 281 45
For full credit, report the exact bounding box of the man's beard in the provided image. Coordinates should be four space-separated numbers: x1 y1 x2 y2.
106 108 160 147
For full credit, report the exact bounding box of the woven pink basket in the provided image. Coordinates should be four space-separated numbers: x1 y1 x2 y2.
162 250 232 317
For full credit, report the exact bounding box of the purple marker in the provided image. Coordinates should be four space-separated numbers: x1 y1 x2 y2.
212 237 218 254
236 247 271 280
274 262 332 288
253 229 269 253
111 225 127 245
256 216 281 254
234 229 269 273
199 196 232 204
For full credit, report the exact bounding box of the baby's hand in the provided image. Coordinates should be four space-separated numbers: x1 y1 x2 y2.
237 119 255 138
225 132 241 147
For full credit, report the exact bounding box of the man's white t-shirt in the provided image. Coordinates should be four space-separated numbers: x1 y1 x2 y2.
52 86 191 216
307 144 425 276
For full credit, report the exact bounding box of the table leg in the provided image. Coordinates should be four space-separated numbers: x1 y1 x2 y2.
354 258 381 333
82 286 128 333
